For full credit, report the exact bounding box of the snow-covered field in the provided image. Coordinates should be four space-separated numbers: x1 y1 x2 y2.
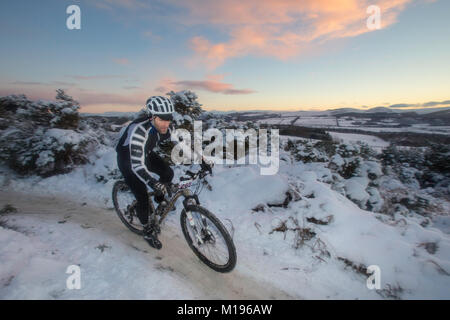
1 140 449 299
327 132 390 153
346 126 450 135
251 115 450 135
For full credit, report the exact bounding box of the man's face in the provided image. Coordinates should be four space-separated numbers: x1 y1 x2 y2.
153 116 171 134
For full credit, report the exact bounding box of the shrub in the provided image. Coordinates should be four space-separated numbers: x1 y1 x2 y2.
0 90 96 177
339 158 361 179
167 90 203 118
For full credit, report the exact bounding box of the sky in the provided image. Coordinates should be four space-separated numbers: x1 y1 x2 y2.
0 0 449 113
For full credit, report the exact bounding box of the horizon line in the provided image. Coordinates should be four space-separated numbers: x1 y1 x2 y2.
80 105 450 115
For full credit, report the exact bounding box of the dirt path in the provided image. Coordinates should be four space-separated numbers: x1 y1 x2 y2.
0 190 297 299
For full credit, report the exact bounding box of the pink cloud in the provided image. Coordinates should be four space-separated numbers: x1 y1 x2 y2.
222 88 257 95
112 58 130 65
154 77 179 94
66 74 128 80
180 0 415 69
0 82 146 107
155 75 256 95
175 80 231 93
75 90 145 105
90 0 420 69
1 75 255 113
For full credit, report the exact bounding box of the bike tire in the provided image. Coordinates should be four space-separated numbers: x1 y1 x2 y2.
112 180 143 235
180 205 237 273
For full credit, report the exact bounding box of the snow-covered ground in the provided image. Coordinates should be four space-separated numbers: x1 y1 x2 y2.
0 190 294 299
1 140 449 299
327 132 390 153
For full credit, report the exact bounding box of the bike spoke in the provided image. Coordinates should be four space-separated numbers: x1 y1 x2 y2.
203 239 228 265
202 241 226 265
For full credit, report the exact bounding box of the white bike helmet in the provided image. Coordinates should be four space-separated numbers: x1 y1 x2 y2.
145 96 174 121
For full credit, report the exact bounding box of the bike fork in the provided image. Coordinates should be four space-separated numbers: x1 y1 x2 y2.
186 211 204 245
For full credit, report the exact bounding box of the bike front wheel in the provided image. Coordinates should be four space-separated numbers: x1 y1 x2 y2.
180 205 237 273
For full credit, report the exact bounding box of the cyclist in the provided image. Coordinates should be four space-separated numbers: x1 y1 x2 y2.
115 96 212 249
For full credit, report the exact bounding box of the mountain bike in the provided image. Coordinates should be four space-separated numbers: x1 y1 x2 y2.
112 168 237 273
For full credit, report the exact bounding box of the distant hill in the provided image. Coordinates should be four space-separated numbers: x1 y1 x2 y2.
327 108 364 115
422 108 450 119
365 107 396 113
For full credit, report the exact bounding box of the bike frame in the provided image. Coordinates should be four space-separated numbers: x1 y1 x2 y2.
156 188 197 223
149 171 206 226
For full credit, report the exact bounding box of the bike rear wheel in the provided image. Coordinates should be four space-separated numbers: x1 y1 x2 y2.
180 205 236 273
112 180 144 235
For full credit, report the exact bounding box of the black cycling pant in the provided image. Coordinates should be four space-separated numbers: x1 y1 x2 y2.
117 151 174 225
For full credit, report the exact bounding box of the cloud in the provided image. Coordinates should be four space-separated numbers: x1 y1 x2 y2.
52 81 77 87
422 100 450 107
87 0 420 69
389 103 414 108
222 89 257 95
10 81 76 87
2 82 146 107
3 75 254 110
10 81 45 86
112 58 130 65
389 100 450 108
142 31 162 41
89 0 424 69
154 77 178 94
75 91 145 106
123 86 140 90
66 75 128 80
180 0 416 69
155 86 168 93
93 0 151 11
155 75 256 95
174 80 231 93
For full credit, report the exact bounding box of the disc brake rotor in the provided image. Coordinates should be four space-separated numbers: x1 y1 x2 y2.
201 228 216 244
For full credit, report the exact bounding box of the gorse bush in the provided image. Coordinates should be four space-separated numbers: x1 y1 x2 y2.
0 90 97 177
167 90 203 118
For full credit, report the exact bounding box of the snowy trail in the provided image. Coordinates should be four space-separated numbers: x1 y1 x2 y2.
0 190 297 299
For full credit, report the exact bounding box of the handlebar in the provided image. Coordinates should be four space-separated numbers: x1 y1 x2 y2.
179 167 211 182
153 168 211 198
167 166 213 195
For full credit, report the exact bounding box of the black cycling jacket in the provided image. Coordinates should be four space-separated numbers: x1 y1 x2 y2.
115 116 174 187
